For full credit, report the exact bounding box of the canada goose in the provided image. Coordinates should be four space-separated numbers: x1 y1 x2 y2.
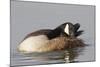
18 22 85 53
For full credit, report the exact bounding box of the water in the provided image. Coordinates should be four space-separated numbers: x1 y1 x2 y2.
10 1 95 66
11 45 94 66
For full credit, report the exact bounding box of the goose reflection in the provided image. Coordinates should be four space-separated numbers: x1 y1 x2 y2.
63 48 85 63
23 47 85 63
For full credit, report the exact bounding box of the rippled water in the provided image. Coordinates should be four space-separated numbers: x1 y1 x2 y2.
11 46 94 66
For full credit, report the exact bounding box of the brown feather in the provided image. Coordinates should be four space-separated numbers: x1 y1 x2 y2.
37 37 85 52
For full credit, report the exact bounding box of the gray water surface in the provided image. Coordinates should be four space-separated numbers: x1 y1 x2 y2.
10 1 95 66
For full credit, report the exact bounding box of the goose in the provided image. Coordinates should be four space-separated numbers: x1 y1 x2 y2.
18 22 84 53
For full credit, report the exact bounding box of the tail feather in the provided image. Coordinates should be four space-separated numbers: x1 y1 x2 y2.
74 23 80 32
74 23 84 37
75 30 84 37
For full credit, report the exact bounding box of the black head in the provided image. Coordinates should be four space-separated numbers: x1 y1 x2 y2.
55 22 83 38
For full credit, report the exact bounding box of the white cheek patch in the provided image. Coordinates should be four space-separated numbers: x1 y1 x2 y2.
64 24 69 35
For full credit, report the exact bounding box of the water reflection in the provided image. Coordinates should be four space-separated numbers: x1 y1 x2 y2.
21 47 85 63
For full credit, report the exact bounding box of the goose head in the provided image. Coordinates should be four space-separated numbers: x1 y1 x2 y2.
55 22 83 38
